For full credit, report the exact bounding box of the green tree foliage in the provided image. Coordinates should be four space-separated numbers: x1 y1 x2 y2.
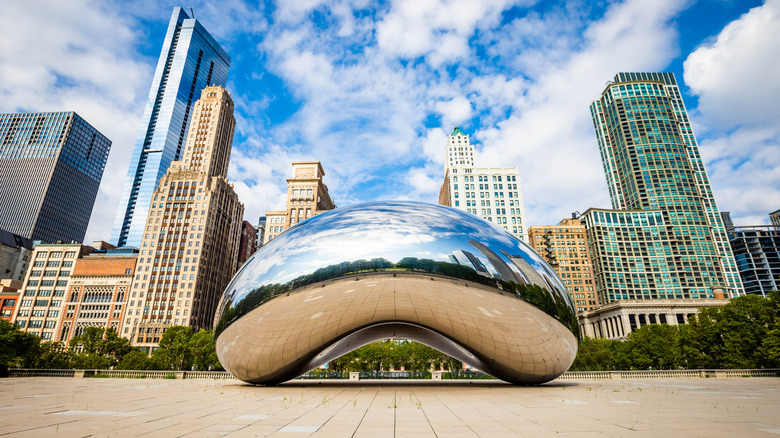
150 326 221 371
0 319 41 374
69 327 133 368
116 350 157 370
328 340 462 372
571 291 780 370
152 326 194 371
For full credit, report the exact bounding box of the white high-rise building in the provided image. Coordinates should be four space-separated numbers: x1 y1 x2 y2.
439 127 528 241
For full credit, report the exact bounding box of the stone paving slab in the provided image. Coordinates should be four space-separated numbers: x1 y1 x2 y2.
0 377 779 437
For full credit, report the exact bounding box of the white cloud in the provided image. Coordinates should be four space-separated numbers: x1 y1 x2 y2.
683 0 780 225
5 0 774 247
0 0 153 243
684 0 780 128
376 0 521 64
474 0 690 224
435 96 473 127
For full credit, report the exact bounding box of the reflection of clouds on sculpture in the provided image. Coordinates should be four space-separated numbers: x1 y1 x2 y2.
218 201 576 336
215 201 580 385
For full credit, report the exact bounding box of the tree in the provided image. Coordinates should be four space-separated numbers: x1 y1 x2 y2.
69 327 133 368
684 293 777 369
571 337 622 371
116 350 156 370
190 329 221 371
153 326 194 370
0 319 41 375
623 324 683 370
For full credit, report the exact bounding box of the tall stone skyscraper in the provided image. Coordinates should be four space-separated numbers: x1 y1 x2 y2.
111 7 230 248
0 112 111 244
122 86 243 351
264 162 336 243
583 72 744 303
439 127 528 241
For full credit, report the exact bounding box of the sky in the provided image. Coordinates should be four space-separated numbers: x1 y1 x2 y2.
1 0 779 244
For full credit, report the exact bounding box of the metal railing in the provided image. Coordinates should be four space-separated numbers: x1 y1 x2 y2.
7 368 779 381
358 371 432 379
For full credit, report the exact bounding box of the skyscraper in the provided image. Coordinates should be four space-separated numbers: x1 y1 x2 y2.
727 224 780 297
111 7 230 247
584 72 744 302
264 162 336 243
123 86 243 350
528 217 599 312
439 127 528 241
0 111 111 244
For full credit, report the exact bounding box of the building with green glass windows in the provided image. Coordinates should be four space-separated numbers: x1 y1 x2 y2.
583 73 744 304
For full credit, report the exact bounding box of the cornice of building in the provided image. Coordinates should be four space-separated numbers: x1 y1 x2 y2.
580 298 729 316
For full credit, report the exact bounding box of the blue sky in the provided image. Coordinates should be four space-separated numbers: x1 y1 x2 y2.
1 0 779 243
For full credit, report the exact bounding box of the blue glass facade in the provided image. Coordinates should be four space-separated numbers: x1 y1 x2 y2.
0 111 111 243
587 72 744 301
111 7 230 247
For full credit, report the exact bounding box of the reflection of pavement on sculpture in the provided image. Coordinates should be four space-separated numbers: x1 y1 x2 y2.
215 201 578 385
217 272 576 385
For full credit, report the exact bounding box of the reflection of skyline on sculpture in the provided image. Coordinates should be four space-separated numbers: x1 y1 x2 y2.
217 202 576 337
215 201 579 385
225 202 566 305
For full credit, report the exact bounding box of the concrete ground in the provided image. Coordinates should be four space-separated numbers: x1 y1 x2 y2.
1 377 779 437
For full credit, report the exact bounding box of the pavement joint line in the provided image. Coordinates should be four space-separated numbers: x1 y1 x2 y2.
0 419 81 436
351 387 379 437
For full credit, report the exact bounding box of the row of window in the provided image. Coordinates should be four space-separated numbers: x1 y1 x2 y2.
36 251 77 258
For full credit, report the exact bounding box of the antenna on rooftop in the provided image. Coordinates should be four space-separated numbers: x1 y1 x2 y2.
189 6 195 18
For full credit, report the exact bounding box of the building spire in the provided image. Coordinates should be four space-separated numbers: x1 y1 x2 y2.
451 126 467 137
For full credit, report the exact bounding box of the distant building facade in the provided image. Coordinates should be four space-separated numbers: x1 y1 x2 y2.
12 244 92 339
237 220 257 270
585 72 744 303
771 210 780 227
256 216 266 249
111 7 230 248
0 228 34 282
721 212 735 233
728 225 780 297
264 162 336 243
122 86 243 351
0 111 111 244
0 279 22 321
528 217 599 312
58 247 138 346
578 298 728 340
439 127 528 241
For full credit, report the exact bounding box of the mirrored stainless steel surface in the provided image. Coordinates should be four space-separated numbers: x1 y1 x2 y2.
214 201 578 384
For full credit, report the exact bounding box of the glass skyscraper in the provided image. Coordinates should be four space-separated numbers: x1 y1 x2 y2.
111 7 230 247
0 111 111 244
584 72 744 302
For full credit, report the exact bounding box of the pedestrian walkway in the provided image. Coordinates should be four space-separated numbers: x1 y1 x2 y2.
1 377 779 436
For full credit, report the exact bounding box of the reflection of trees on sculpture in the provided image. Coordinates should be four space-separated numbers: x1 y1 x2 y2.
215 256 578 336
328 340 463 372
513 283 580 338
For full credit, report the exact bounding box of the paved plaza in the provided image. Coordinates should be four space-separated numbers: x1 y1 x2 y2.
1 377 779 437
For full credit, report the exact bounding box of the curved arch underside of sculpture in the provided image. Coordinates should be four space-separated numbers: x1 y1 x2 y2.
216 272 577 385
214 201 579 385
